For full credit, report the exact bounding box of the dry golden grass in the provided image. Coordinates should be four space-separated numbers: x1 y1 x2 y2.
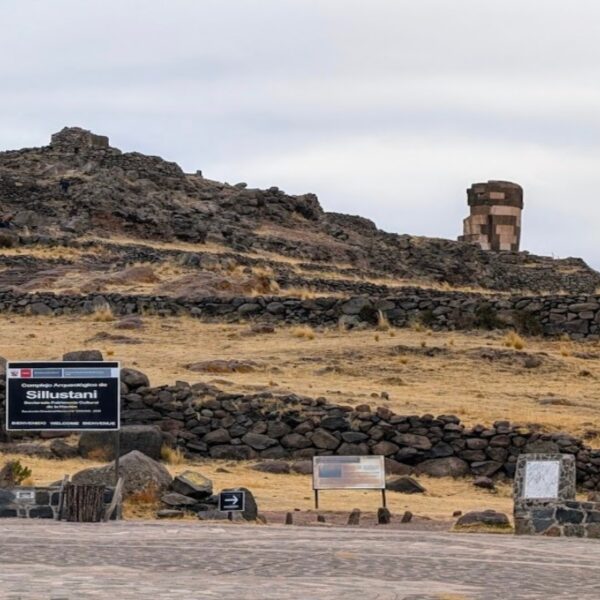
2 314 600 436
290 325 316 340
89 303 116 322
160 445 186 465
503 331 525 350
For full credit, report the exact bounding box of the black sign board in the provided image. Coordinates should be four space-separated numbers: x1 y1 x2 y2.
218 491 245 512
6 361 120 431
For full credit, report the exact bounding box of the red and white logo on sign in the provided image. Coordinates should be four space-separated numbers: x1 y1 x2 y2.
20 369 32 378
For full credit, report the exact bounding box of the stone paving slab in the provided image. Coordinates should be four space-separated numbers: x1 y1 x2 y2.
1 520 600 599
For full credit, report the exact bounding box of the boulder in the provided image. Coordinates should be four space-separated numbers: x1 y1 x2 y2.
290 460 313 475
72 450 172 497
241 432 278 450
415 457 469 478
384 458 412 476
311 428 340 450
372 441 400 456
220 487 258 521
170 471 213 500
78 425 162 461
386 476 426 494
455 510 510 529
63 350 103 361
120 368 150 389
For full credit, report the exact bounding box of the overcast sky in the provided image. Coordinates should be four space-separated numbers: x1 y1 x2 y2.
2 0 600 268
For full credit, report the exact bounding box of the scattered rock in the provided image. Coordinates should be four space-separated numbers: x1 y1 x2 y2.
161 492 198 508
186 360 258 373
473 476 496 490
401 511 413 523
62 350 103 361
386 476 426 494
251 461 291 475
156 509 184 519
377 507 391 525
171 471 213 500
455 509 510 529
347 508 361 525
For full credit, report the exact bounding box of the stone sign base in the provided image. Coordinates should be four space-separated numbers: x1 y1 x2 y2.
515 499 600 538
0 486 115 519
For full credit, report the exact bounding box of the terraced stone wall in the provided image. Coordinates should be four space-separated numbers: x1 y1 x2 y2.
1 289 600 339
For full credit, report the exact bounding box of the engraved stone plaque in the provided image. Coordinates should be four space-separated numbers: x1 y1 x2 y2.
523 460 560 499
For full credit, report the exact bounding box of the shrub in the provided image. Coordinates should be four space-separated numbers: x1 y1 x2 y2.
161 444 185 465
503 331 525 350
291 325 315 340
90 303 115 322
512 309 543 336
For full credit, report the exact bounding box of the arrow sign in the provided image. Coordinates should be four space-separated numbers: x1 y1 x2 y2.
218 491 245 512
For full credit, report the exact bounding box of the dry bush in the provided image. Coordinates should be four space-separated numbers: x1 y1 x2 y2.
291 325 316 340
161 444 185 465
503 331 525 350
90 303 115 322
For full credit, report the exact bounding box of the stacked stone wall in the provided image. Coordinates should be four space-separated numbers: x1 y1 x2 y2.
2 289 600 339
2 372 600 489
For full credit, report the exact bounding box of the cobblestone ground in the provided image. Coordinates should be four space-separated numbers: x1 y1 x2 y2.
1 521 600 599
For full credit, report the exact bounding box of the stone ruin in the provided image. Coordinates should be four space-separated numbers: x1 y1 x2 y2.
49 126 110 151
459 180 523 252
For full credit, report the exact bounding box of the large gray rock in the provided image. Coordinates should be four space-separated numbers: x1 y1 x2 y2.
171 471 213 500
78 425 163 461
120 368 150 389
241 432 278 450
415 457 469 478
386 476 426 494
455 509 510 529
72 450 172 497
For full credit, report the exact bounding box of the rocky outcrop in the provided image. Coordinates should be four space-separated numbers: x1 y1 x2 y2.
1 127 598 294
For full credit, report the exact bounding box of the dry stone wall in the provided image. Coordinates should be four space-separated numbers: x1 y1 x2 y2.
2 368 600 490
2 289 600 339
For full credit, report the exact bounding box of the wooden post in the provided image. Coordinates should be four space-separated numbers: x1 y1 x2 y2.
56 475 70 521
381 488 387 508
314 489 319 510
63 483 105 522
103 477 124 522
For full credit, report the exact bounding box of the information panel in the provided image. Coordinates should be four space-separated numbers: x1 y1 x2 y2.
523 460 560 500
6 361 120 431
313 456 385 490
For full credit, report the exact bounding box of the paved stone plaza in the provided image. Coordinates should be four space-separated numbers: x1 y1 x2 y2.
1 521 600 599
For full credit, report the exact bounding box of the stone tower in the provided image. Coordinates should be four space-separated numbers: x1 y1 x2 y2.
458 180 523 251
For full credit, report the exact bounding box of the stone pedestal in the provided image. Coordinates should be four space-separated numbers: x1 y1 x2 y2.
514 454 600 538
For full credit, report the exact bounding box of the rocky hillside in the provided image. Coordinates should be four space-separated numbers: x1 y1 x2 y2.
1 126 599 293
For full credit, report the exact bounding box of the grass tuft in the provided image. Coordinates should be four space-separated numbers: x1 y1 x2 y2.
161 445 186 465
